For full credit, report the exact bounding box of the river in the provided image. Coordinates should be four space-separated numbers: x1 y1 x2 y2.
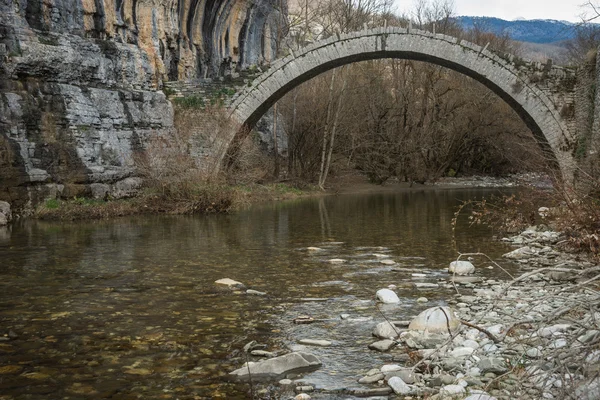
0 188 519 399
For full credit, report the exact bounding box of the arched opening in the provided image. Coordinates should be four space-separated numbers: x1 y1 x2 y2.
226 30 575 182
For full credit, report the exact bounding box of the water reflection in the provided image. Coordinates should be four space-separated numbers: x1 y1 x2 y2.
0 188 515 399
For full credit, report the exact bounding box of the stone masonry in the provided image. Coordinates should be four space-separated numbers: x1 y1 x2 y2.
227 27 580 184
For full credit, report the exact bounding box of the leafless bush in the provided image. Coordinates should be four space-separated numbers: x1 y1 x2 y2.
133 105 240 213
464 173 600 258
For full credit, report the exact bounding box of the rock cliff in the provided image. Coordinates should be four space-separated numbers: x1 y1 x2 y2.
0 0 283 211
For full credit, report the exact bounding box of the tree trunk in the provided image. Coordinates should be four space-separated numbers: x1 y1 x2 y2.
273 102 279 178
318 69 337 189
321 67 347 188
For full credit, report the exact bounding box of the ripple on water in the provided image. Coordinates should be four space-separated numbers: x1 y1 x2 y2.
0 188 518 398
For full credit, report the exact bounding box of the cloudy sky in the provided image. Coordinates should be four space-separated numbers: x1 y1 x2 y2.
393 0 588 23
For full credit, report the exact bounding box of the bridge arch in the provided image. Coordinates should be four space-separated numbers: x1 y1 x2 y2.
227 27 576 182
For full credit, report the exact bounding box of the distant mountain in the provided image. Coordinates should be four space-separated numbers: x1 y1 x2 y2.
453 16 577 44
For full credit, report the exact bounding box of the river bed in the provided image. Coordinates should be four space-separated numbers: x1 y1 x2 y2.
0 188 519 399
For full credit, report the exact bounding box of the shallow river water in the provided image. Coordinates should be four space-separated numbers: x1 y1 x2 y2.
0 188 519 399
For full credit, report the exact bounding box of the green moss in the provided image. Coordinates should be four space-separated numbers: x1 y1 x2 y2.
173 96 206 109
45 199 60 209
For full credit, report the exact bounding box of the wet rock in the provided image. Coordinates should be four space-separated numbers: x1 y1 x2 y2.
328 258 346 264
295 394 311 400
379 259 396 265
293 316 315 324
376 288 400 304
417 297 429 303
0 365 23 374
368 339 396 352
448 261 475 275
229 352 322 381
0 201 11 226
348 387 393 396
503 246 536 260
251 350 276 357
123 368 153 376
450 276 484 284
279 378 293 385
215 278 246 289
408 307 461 334
413 282 440 288
388 376 412 395
246 289 267 295
306 247 323 251
298 339 332 347
373 321 401 339
295 386 314 392
358 369 385 384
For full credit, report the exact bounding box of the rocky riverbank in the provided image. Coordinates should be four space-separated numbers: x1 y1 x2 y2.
227 226 599 400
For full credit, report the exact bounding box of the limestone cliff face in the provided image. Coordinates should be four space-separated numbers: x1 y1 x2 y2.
0 0 283 210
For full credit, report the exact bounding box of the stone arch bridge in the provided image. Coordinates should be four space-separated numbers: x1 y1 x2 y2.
174 27 581 182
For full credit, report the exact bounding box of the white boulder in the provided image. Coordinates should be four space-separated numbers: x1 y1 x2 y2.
376 289 400 304
408 306 461 334
448 260 475 275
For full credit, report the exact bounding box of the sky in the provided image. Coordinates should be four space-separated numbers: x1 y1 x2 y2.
393 0 589 23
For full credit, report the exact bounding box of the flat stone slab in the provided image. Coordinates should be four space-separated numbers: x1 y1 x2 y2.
298 339 332 347
229 352 322 381
368 339 396 352
215 278 246 289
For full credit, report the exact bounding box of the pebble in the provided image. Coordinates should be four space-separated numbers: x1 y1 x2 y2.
246 289 267 295
413 282 439 288
416 297 428 303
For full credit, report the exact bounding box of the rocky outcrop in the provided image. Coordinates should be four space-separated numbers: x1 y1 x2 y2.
0 0 283 211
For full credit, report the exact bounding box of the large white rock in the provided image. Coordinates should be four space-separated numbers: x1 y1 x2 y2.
373 321 401 339
388 376 411 395
229 352 321 380
408 306 461 334
215 278 246 289
376 289 400 304
448 260 475 275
